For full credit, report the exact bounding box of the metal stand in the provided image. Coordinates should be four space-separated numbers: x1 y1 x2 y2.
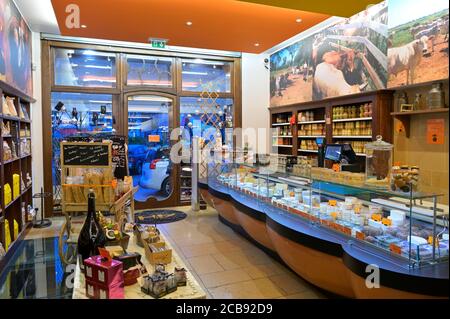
191 137 200 212
32 187 53 229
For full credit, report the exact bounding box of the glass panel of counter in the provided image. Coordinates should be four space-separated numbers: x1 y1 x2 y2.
209 160 448 269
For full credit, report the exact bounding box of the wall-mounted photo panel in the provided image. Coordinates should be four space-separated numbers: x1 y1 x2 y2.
388 0 449 87
0 0 33 96
270 1 388 106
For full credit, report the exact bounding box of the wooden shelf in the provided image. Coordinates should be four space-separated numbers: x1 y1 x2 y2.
1 81 34 252
298 120 326 124
298 149 318 153
272 122 291 126
272 145 293 148
333 136 372 139
272 135 293 138
298 135 325 138
391 108 448 116
333 117 372 123
391 108 448 138
1 115 21 121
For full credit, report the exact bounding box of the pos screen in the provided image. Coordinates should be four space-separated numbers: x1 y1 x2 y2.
325 145 343 162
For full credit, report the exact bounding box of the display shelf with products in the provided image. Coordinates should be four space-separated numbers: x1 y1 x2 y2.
0 83 34 260
269 91 394 159
201 157 448 298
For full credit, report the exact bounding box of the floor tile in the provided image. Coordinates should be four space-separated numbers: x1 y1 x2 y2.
200 269 252 288
242 263 287 280
208 279 284 299
187 255 225 275
268 273 311 295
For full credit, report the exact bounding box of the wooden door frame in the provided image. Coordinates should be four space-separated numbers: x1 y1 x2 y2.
123 91 180 210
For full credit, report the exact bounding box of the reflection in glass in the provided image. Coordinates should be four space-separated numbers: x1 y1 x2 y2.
179 97 233 202
126 55 173 87
54 48 116 88
128 95 173 202
51 92 113 198
180 97 233 150
182 59 232 92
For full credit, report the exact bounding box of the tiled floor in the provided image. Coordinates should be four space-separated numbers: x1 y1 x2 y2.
7 206 325 299
155 206 326 299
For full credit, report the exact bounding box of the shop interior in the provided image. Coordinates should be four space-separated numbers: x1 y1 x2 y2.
0 0 448 300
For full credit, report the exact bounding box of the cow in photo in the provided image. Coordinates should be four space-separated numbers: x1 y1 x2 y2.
388 36 429 85
414 23 440 52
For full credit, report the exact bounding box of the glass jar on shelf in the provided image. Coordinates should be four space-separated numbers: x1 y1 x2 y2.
365 135 393 189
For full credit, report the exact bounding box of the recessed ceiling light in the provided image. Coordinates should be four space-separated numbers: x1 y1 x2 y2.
254 43 260 47
81 24 87 28
296 18 302 23
186 21 193 26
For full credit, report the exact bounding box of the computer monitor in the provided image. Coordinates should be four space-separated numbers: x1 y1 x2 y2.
325 144 342 162
325 143 357 164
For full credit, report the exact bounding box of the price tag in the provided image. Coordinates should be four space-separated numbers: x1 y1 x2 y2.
330 212 339 219
328 200 337 206
356 231 365 240
342 226 351 236
371 214 382 222
428 236 439 246
389 243 402 255
382 218 392 226
98 247 112 263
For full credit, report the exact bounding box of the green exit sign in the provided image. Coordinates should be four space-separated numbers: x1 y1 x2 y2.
151 39 167 49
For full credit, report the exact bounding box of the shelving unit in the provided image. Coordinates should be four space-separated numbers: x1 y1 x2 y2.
391 108 449 138
269 90 394 164
0 80 34 259
271 111 294 155
179 162 192 204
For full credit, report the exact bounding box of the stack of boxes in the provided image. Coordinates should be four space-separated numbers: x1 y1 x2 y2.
84 256 125 299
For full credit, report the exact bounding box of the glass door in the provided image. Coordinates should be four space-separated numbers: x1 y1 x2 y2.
126 94 176 208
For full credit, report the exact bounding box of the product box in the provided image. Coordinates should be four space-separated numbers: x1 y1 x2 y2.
84 255 124 287
85 279 124 299
4 183 12 206
13 174 20 199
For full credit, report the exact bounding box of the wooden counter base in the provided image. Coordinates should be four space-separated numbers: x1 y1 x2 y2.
267 226 355 298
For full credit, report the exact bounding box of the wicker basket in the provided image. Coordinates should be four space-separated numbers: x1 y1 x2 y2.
143 241 172 265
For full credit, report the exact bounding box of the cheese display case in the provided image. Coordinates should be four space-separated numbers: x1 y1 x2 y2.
200 155 449 298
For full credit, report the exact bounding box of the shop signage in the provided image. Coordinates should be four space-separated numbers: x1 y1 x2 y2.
151 39 167 49
62 143 110 167
427 119 445 145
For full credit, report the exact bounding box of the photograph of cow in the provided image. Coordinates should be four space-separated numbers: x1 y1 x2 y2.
270 1 388 106
388 0 448 87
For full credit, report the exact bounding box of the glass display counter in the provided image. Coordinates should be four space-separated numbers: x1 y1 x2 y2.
210 158 448 269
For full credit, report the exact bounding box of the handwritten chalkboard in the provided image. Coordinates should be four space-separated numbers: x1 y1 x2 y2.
66 134 128 178
62 143 111 167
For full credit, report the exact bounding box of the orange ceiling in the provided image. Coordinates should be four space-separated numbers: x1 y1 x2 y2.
238 0 385 18
51 0 330 53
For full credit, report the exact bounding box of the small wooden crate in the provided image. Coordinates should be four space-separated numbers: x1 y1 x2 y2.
144 241 172 265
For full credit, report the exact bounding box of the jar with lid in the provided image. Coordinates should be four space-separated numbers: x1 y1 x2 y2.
364 135 393 189
427 82 446 109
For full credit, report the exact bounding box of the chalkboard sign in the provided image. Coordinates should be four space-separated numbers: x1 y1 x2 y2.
61 142 111 167
66 134 128 178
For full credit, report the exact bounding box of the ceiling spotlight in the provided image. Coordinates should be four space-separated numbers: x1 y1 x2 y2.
296 18 302 23
186 21 193 26
81 24 87 28
254 43 260 47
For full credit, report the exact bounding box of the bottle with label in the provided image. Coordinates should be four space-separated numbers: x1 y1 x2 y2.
77 189 107 271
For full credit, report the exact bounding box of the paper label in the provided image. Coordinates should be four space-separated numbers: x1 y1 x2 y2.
389 243 402 255
98 270 105 283
356 232 365 240
87 284 94 297
86 266 92 278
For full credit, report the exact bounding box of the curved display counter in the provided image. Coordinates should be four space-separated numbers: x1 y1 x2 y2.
199 166 449 299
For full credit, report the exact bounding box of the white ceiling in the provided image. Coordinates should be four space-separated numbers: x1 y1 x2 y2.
13 0 60 34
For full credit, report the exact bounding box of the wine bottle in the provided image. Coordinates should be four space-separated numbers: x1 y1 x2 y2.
77 189 107 271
